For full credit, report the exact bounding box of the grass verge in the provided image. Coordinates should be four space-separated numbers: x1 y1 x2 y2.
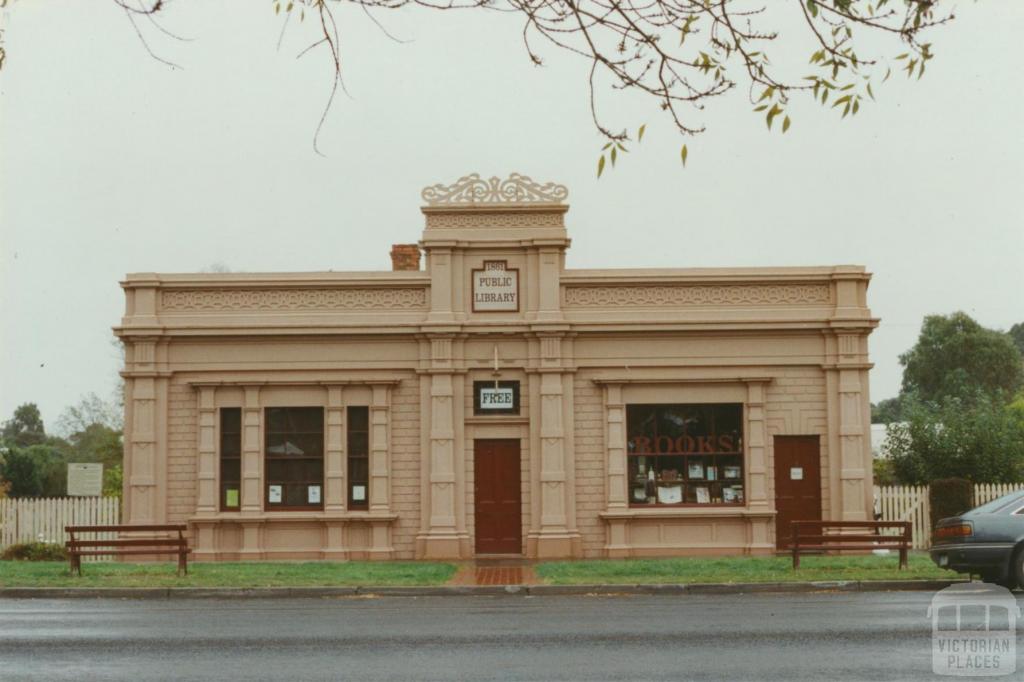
535 553 955 585
0 560 456 588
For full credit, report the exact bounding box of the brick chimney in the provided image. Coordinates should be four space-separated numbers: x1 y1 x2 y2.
390 244 421 271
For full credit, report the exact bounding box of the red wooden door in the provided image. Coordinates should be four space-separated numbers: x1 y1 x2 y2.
773 435 822 549
474 439 522 555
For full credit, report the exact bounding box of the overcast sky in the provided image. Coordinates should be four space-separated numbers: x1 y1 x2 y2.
1 1 1021 429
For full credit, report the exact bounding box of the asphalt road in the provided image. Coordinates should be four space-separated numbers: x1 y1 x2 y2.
2 591 1021 681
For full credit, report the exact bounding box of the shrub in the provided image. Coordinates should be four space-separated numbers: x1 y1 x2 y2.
1 542 68 561
929 477 973 529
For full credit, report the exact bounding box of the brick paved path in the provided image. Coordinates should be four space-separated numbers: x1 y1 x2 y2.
449 561 539 586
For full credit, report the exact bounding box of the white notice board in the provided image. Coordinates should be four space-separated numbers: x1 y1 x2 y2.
67 463 103 497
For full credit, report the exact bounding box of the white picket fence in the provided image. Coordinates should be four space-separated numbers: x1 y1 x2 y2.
875 483 1024 550
0 497 121 561
971 483 1024 507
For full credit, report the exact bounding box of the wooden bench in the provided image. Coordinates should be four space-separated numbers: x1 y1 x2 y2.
65 524 191 576
791 520 911 570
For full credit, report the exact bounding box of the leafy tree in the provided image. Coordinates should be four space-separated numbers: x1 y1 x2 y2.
89 0 955 162
899 312 1024 405
871 396 906 425
0 396 124 498
55 392 123 436
1 403 47 448
23 445 68 497
0 446 43 497
56 394 124 495
1010 322 1024 357
885 396 1024 485
103 464 124 499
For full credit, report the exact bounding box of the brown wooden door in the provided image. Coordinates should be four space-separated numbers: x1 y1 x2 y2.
474 439 522 555
774 435 822 549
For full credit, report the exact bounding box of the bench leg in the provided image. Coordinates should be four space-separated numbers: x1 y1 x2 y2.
178 550 187 576
70 552 81 576
899 546 908 571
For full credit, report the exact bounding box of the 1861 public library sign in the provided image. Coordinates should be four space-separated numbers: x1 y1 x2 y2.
114 172 877 562
472 260 518 311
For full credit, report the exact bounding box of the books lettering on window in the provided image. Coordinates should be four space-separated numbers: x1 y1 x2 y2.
695 486 711 504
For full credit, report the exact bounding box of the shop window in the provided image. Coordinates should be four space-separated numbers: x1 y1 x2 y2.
627 404 744 506
264 407 324 510
347 406 369 509
220 408 242 511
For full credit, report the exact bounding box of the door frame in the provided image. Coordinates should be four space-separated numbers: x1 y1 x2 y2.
773 435 823 550
472 438 523 556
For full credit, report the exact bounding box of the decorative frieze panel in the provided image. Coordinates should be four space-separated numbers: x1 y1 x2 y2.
563 284 832 308
421 173 568 206
161 288 427 312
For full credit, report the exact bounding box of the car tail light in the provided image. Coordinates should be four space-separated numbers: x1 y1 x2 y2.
934 523 973 541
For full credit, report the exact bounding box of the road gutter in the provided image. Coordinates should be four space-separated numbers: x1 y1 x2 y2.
0 579 968 600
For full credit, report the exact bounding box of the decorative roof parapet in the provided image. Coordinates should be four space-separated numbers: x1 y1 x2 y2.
421 173 568 207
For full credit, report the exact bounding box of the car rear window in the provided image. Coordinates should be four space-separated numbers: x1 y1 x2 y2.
970 491 1024 515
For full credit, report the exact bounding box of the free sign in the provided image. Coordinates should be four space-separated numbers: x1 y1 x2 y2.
479 387 515 409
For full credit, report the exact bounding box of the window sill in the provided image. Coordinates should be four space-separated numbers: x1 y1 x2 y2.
600 507 775 520
190 510 399 523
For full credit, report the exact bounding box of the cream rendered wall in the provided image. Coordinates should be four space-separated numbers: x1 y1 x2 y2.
117 175 877 560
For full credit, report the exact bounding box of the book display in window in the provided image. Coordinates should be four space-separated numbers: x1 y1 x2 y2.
626 403 745 507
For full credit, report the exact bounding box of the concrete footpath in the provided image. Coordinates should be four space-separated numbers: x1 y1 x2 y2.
0 578 967 600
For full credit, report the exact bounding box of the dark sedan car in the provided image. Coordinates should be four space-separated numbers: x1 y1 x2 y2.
931 490 1024 587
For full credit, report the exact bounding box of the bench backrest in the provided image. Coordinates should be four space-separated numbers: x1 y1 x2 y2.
65 524 187 534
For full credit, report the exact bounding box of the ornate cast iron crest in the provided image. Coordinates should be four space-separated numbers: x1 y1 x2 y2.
421 173 568 206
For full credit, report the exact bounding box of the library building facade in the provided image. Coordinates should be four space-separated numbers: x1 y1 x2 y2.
115 173 878 560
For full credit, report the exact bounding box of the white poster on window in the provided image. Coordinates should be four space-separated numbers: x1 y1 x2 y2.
308 485 321 504
352 485 366 502
790 467 804 481
269 485 282 503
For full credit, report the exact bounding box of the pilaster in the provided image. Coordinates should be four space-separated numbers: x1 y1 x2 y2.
602 384 630 557
124 338 163 525
837 365 869 521
419 336 464 558
324 386 346 512
195 387 217 515
239 386 262 558
367 384 394 557
531 335 579 557
745 380 773 550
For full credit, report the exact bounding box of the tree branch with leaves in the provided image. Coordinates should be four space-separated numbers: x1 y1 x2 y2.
6 0 953 166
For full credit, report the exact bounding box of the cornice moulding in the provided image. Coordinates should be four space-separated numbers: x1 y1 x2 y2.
121 272 430 289
591 376 774 386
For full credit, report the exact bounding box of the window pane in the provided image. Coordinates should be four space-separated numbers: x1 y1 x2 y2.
348 406 370 507
348 432 369 456
627 403 744 506
219 408 242 510
264 407 324 508
348 406 369 431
